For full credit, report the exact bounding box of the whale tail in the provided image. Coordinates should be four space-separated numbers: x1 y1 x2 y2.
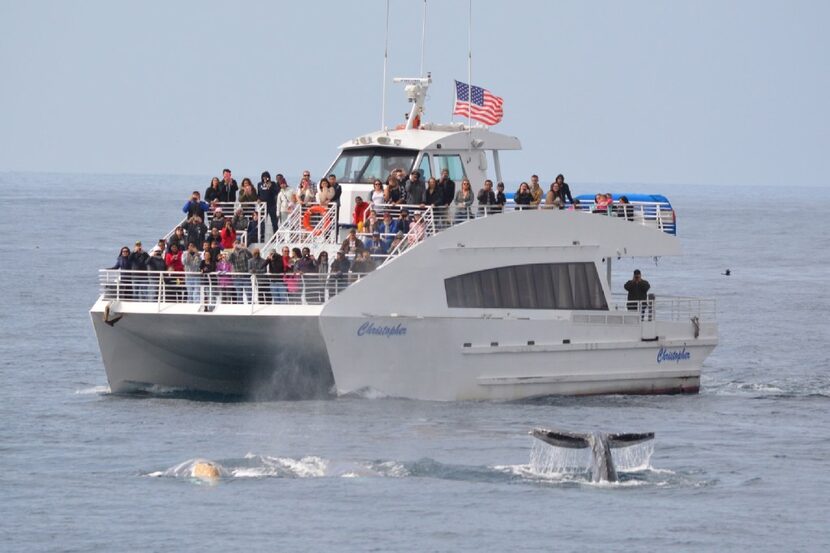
531 428 655 482
531 428 654 449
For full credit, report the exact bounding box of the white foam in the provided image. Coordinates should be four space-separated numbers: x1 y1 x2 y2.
74 385 110 395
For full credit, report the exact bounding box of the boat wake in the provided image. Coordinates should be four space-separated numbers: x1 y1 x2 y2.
704 376 830 399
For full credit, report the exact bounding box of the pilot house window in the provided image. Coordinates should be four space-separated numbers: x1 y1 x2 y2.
444 262 608 310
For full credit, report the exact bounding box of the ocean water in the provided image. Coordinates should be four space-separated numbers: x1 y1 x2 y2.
0 173 828 552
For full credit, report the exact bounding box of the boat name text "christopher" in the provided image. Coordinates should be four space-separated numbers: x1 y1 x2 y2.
657 346 691 364
357 322 408 338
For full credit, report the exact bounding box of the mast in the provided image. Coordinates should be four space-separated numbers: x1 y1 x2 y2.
381 0 390 130
467 0 472 132
419 0 427 77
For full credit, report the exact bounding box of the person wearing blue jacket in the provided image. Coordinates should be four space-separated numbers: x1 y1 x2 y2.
182 191 210 220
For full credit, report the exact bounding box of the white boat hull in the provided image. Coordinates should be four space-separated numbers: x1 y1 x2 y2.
320 315 716 401
90 300 333 398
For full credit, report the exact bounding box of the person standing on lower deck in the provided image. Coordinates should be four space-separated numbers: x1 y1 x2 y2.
624 269 650 312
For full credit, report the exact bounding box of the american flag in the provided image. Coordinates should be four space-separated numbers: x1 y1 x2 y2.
453 80 504 126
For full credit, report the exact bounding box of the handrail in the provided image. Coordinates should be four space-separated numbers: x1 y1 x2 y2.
608 295 717 322
98 269 368 308
262 203 339 253
362 200 676 236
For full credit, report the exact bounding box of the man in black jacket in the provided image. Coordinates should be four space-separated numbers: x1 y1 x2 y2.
554 174 575 205
257 171 278 233
438 168 455 206
624 270 651 313
221 168 238 202
477 179 497 215
129 241 150 300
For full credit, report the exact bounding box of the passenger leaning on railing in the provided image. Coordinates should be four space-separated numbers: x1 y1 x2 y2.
329 250 350 297
477 179 497 215
454 179 474 221
438 169 456 206
529 175 543 207
215 252 233 304
228 240 252 304
385 176 404 205
514 182 532 209
424 177 443 206
183 244 202 302
496 182 507 210
205 177 222 203
266 248 288 304
238 178 258 202
545 182 564 209
111 246 131 270
405 170 425 205
248 248 268 304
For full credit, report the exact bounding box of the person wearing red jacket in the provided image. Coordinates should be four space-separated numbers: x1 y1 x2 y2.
220 220 237 250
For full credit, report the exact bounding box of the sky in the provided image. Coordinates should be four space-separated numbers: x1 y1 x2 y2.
0 0 827 187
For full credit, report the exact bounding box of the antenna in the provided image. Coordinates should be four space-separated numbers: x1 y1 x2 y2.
420 0 427 77
381 0 390 130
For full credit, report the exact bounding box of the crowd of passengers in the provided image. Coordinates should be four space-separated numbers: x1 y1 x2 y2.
109 167 636 303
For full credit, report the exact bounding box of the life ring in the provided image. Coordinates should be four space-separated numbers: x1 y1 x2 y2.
302 205 332 235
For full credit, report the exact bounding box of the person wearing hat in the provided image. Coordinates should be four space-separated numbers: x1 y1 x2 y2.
340 227 365 255
378 211 398 244
127 241 149 300
367 230 387 255
329 250 350 296
209 206 226 232
624 270 651 312
495 182 507 212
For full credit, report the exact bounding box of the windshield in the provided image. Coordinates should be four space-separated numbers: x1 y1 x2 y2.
328 147 418 184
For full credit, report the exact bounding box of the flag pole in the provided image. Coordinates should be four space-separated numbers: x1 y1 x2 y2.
381 0 390 130
467 0 472 131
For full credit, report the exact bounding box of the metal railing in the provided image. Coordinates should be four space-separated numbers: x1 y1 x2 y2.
265 203 339 251
571 201 676 235
98 269 367 309
360 199 676 238
205 202 268 244
609 295 716 321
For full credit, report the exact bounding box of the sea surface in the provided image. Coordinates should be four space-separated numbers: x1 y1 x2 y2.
0 173 828 552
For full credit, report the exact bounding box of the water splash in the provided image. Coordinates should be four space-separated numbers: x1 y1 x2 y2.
526 438 654 481
74 385 111 395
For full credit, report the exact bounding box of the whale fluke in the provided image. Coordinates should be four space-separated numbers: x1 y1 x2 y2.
531 428 654 482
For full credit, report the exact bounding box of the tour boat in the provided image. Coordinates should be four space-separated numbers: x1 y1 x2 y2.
90 76 717 400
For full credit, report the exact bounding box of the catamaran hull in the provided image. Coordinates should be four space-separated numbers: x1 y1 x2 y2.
319 315 717 401
90 301 333 399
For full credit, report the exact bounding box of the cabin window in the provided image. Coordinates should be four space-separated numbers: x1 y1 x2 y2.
434 154 466 181
418 154 432 180
444 262 608 310
328 147 418 183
